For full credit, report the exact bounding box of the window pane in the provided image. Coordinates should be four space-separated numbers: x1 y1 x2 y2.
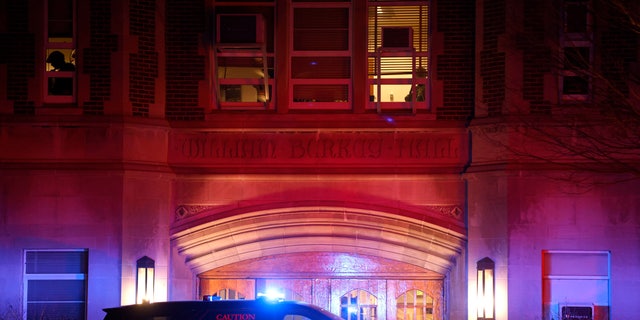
565 1 589 33
563 76 589 95
214 6 275 52
27 302 85 320
48 0 74 41
564 47 590 70
217 57 272 78
48 76 75 96
28 280 86 301
340 290 377 320
368 5 429 53
294 85 348 102
396 290 433 320
294 8 349 51
26 251 87 274
292 57 350 79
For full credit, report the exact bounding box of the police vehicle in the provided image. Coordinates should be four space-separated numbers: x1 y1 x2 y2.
102 298 344 320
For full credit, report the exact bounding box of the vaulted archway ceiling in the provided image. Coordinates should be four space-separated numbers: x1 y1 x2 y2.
171 202 466 275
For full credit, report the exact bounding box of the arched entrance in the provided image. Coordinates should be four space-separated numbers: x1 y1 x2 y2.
171 201 466 319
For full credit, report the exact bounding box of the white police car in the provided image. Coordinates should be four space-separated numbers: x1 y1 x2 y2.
102 298 343 320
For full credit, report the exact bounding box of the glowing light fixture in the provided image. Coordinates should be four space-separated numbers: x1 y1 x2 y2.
257 288 285 302
136 256 155 304
477 257 495 320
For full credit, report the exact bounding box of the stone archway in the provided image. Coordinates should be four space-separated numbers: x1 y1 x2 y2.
170 200 466 319
171 200 465 273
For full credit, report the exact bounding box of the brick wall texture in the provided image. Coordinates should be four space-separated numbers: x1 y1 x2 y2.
82 0 118 115
435 0 476 120
130 0 159 117
79 0 118 115
4 0 35 114
165 0 206 120
480 0 505 117
519 0 552 114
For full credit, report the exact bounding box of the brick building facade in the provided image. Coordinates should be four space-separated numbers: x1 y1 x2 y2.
0 0 638 319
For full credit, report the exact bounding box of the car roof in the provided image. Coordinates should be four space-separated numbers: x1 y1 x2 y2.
103 299 343 320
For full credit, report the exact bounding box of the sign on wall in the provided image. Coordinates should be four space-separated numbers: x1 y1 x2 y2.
168 130 469 173
561 305 593 320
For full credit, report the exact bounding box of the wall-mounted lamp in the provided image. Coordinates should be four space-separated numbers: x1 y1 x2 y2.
477 257 495 320
136 256 155 304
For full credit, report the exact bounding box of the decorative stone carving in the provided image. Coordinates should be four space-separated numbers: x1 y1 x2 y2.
425 205 464 219
175 205 217 220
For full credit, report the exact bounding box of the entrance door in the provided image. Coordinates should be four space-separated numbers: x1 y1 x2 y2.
200 278 443 320
387 280 443 320
331 279 386 320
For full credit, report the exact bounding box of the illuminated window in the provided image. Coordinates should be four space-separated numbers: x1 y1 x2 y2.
215 288 246 300
45 0 77 103
23 249 88 320
340 289 377 320
560 0 593 102
212 1 275 110
368 0 430 113
396 290 433 320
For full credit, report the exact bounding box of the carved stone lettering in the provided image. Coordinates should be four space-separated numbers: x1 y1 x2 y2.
181 137 276 159
289 137 383 159
170 131 468 169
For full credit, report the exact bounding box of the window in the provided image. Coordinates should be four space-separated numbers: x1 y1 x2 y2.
368 1 430 113
215 288 246 300
396 290 433 320
212 1 275 109
340 289 377 320
24 249 88 320
560 0 593 102
562 46 591 95
542 250 610 320
45 0 77 103
291 1 351 109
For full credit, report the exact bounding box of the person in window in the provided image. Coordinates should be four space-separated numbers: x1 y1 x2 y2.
405 66 427 102
47 51 75 95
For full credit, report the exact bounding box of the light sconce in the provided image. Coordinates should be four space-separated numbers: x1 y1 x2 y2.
477 257 495 320
136 256 155 304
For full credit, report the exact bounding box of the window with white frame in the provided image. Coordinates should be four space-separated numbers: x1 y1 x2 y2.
368 0 430 113
45 0 77 103
24 249 88 320
542 250 610 320
211 1 275 110
560 0 593 102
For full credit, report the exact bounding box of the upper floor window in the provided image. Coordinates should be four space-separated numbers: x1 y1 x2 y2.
368 1 430 113
560 0 593 102
45 0 77 104
290 1 351 110
211 1 275 110
210 0 431 113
